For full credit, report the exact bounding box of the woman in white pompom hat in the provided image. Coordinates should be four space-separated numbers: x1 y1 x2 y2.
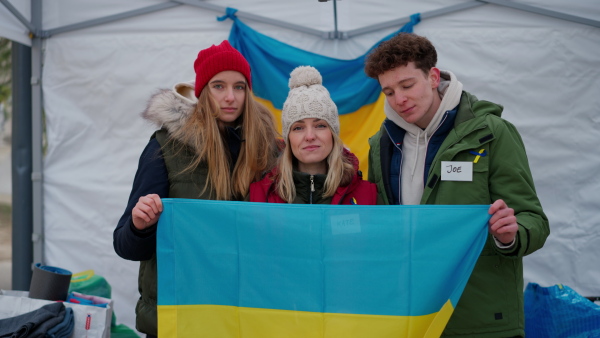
249 66 380 204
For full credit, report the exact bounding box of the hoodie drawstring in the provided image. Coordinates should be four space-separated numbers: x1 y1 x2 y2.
411 129 430 178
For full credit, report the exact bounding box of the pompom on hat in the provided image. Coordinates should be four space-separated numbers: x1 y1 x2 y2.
193 40 252 97
281 66 339 140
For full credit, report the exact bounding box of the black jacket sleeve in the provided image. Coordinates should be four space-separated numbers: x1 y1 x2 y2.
113 138 169 261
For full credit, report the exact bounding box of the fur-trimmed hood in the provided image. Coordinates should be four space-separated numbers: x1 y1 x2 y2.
141 81 198 136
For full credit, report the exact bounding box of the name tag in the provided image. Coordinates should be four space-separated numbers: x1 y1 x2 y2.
441 161 473 181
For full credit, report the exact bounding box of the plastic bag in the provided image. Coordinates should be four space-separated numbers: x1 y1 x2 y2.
68 270 140 337
524 282 600 338
68 270 111 299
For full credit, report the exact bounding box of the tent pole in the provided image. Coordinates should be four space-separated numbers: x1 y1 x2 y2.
31 0 44 267
11 41 33 291
478 0 600 28
333 0 339 39
174 0 329 38
344 2 484 38
45 2 181 37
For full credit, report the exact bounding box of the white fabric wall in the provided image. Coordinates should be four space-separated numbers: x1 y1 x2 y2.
2 0 600 331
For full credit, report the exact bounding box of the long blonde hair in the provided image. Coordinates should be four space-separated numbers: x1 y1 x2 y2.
275 128 354 203
168 85 279 200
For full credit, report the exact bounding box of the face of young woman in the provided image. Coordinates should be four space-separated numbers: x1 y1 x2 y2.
288 118 334 175
208 70 247 126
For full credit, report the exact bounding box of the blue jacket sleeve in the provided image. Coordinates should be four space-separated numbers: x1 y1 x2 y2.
113 138 169 261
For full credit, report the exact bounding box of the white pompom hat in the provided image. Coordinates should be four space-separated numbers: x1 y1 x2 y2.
281 66 340 140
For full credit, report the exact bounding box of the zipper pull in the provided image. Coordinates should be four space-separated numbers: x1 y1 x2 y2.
310 175 315 192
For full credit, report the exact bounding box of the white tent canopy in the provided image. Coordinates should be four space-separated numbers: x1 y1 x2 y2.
2 0 599 331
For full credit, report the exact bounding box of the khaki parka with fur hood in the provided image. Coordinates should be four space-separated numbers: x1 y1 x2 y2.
115 82 243 335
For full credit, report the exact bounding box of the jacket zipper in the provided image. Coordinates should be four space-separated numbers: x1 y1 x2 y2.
423 112 449 187
388 130 403 205
309 175 315 204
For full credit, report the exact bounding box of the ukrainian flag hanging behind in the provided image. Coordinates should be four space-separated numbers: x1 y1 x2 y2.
223 10 421 176
157 199 489 337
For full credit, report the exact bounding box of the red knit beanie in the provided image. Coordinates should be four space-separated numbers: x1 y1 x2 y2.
193 40 252 97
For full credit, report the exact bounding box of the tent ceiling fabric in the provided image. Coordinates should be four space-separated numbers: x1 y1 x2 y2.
0 0 30 44
1 0 600 333
2 0 599 44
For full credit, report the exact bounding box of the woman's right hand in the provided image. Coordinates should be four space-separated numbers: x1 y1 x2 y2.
132 194 163 230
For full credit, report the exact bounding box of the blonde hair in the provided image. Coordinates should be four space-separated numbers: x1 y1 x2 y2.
168 85 279 200
275 128 354 203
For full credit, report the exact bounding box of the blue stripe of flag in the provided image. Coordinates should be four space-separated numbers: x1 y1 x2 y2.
158 200 488 317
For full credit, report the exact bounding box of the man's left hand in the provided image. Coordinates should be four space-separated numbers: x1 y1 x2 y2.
488 199 518 245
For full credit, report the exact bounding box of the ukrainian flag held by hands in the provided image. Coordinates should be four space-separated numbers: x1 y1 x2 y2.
157 199 489 337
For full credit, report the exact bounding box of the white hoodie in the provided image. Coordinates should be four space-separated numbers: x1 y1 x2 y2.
383 70 463 205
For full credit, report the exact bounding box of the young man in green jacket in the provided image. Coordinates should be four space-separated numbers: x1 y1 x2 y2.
365 32 549 337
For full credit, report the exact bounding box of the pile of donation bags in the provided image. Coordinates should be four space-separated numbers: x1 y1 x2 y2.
0 265 137 338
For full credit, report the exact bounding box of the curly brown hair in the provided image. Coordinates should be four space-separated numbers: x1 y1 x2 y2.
364 33 437 79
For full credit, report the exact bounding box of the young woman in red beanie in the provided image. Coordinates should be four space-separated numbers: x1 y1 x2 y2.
249 66 380 205
113 40 279 337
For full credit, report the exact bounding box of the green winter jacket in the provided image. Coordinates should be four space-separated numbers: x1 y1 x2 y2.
135 129 217 334
368 91 549 337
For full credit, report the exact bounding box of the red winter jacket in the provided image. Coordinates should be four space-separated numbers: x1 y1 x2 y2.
249 149 379 205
